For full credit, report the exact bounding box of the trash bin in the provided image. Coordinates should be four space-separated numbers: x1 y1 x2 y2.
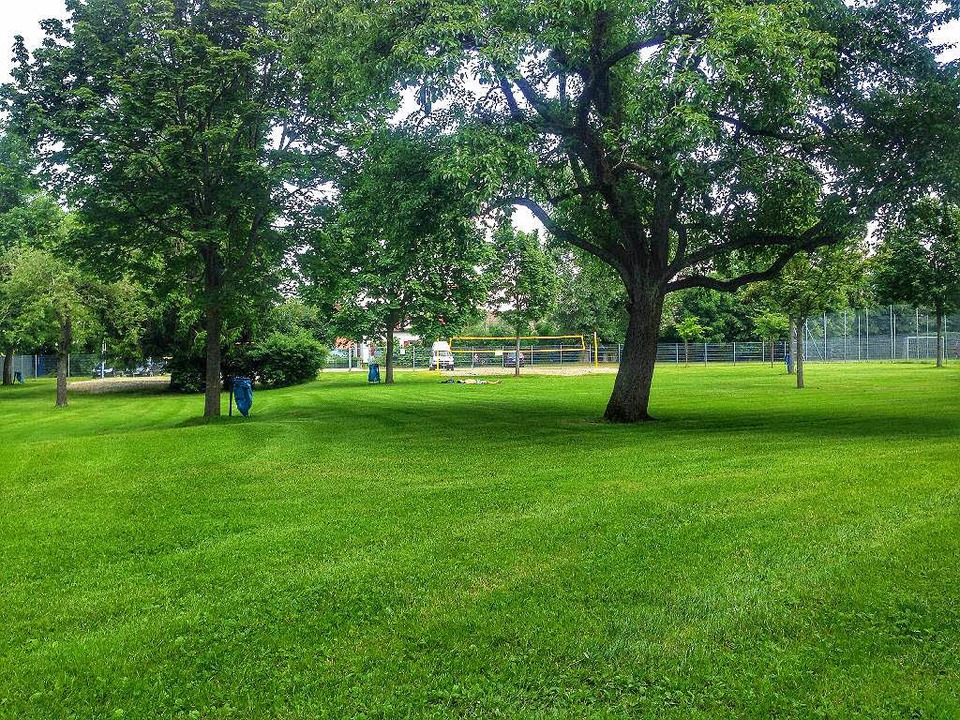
367 363 381 384
232 376 253 417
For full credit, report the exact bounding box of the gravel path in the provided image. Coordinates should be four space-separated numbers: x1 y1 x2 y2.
69 376 171 393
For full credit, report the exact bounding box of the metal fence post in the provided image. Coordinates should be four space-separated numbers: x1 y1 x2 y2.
823 312 828 362
843 310 847 361
890 305 895 360
857 311 861 361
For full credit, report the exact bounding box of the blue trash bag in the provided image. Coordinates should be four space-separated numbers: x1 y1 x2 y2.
367 363 381 384
233 377 253 417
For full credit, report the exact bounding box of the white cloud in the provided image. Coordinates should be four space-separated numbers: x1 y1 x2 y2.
0 0 69 85
932 19 960 62
3 2 957 85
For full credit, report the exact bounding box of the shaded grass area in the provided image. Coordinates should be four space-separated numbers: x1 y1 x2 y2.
1 364 959 718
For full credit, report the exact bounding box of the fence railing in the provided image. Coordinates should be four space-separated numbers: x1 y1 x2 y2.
323 333 959 371
4 354 165 380
7 308 957 381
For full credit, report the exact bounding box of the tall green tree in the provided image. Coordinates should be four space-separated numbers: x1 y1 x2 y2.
3 245 101 406
675 315 709 367
551 248 627 343
873 197 960 368
752 245 865 388
662 288 755 343
753 311 791 367
0 128 47 383
293 0 953 421
306 130 488 384
489 224 558 377
6 0 320 416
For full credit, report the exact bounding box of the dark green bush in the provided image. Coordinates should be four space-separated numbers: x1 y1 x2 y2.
168 353 206 393
244 332 327 389
170 332 326 392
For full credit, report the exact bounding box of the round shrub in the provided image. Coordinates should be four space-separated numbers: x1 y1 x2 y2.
245 332 327 389
168 353 206 393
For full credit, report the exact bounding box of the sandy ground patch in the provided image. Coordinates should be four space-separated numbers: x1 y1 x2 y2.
323 364 621 377
448 364 620 376
69 376 171 393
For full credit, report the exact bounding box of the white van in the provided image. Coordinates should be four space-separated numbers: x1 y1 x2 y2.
429 341 455 371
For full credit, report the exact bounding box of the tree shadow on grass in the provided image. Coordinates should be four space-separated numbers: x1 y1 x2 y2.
262 385 959 449
8 373 957 448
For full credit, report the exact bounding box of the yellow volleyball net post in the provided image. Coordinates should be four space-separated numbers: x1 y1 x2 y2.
450 335 587 369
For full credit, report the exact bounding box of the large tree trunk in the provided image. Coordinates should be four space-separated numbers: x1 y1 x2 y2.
385 312 397 384
202 245 224 418
796 317 805 389
515 328 521 377
604 292 664 422
56 314 72 407
204 303 222 417
2 349 12 386
936 308 944 368
770 337 775 368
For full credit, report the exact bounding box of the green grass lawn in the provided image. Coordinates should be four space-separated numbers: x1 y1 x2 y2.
1 363 958 719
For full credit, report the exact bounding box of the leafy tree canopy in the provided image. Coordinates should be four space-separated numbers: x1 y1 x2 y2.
292 0 955 420
873 196 960 366
550 247 627 343
4 0 324 415
873 197 960 315
489 223 557 335
305 129 490 381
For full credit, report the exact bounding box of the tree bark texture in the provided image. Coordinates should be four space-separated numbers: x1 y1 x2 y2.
795 317 805 389
56 314 72 407
3 350 12 386
515 329 521 377
204 303 222 417
385 312 397 384
203 246 224 418
604 292 664 422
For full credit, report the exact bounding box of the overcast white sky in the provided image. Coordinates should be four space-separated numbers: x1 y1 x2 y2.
1 0 68 84
3 1 959 83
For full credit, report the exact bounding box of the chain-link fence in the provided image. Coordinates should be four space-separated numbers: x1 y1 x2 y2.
326 306 960 370
8 306 956 381
799 307 959 362
5 354 165 379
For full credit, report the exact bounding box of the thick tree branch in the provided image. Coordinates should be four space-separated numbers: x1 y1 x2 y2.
710 111 817 143
670 220 836 273
512 76 554 120
666 248 798 293
497 75 522 119
503 195 623 272
602 34 666 69
665 232 841 294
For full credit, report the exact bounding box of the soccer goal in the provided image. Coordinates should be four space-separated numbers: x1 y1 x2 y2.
903 335 943 360
450 335 587 368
